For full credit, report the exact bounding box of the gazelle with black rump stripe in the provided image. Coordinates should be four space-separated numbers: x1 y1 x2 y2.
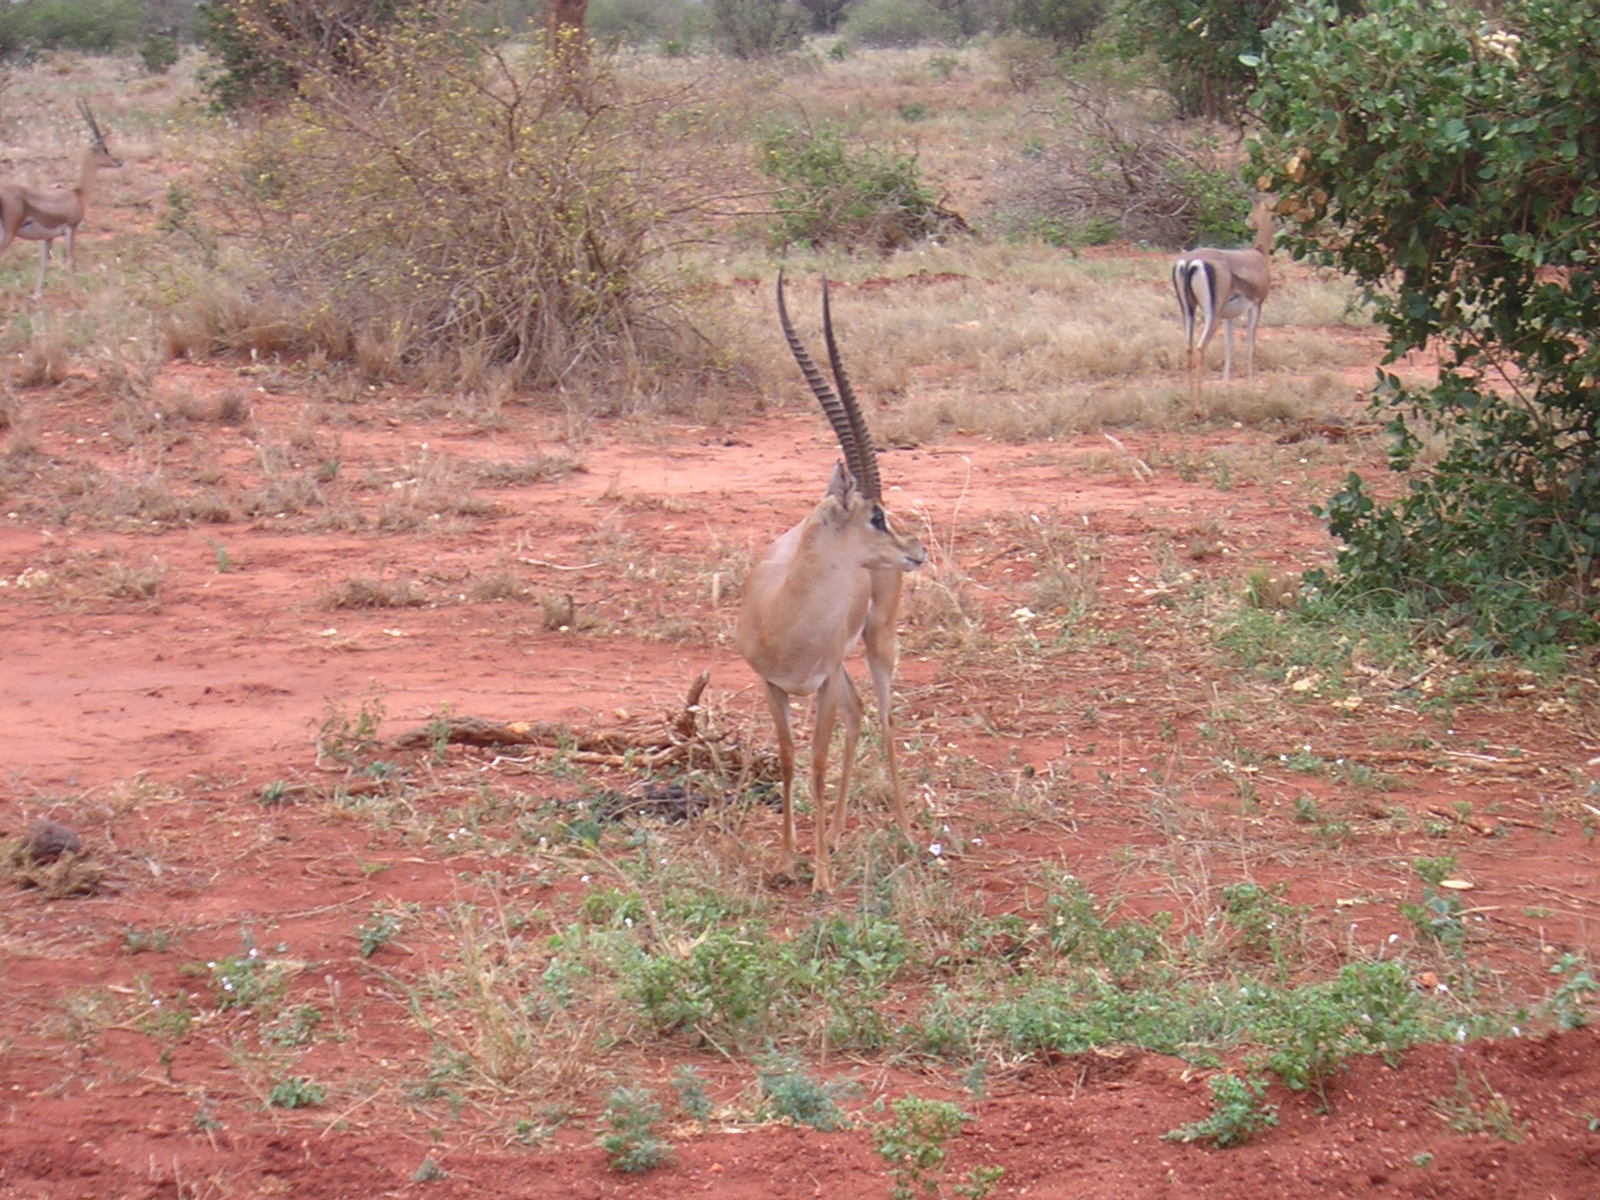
736 273 926 894
1172 195 1274 398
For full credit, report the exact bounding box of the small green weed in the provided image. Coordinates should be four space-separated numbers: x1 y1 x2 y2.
316 688 386 767
195 945 289 1012
267 1077 326 1108
672 1066 714 1123
1401 889 1467 949
136 989 195 1045
412 1157 447 1182
598 1086 671 1173
873 1096 1002 1200
357 910 402 958
1164 1073 1278 1148
1219 881 1306 968
1432 1065 1525 1142
1256 961 1428 1106
757 1052 852 1131
1412 855 1458 887
122 925 173 954
1543 954 1597 1030
262 1004 324 1048
1291 794 1352 845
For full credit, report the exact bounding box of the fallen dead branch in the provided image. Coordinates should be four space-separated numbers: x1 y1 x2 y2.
390 670 778 779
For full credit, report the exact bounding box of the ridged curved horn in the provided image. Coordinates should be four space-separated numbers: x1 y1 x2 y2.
77 99 106 145
821 278 881 503
776 271 866 489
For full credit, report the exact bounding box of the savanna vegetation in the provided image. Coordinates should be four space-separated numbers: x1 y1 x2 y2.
2 0 1598 1189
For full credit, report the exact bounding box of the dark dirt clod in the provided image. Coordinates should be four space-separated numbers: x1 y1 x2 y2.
18 819 82 864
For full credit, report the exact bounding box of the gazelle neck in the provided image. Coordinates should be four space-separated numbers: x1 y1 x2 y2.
76 148 104 200
1250 201 1275 259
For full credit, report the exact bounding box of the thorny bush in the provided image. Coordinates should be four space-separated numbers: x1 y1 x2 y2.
212 9 711 392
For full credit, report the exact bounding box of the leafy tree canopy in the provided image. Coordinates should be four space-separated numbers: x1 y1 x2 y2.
1250 0 1600 654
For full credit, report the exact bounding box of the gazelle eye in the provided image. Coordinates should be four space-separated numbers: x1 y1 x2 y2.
870 507 887 532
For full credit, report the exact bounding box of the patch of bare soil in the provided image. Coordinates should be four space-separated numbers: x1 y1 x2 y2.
3 300 1599 1199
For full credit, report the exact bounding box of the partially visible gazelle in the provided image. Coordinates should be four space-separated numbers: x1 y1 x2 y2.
736 273 927 894
0 100 122 297
1172 195 1274 398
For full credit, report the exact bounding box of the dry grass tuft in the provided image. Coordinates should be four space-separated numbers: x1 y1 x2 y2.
406 902 616 1102
12 323 71 388
1 844 104 897
6 546 168 609
322 574 430 610
472 453 585 487
3 820 102 898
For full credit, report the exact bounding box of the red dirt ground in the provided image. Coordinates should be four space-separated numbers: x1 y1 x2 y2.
4 285 1600 1198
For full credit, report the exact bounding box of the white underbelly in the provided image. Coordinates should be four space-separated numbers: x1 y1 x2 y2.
18 220 68 241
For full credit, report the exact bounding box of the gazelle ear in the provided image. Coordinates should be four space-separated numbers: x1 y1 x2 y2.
824 459 855 501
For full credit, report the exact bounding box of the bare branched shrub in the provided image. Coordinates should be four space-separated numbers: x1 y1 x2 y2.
995 80 1248 248
206 11 713 394
990 33 1061 93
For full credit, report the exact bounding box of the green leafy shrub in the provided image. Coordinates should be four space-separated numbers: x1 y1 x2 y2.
0 0 143 55
709 0 802 57
195 0 428 111
587 0 705 47
759 123 962 250
1113 0 1275 121
993 82 1251 247
139 32 181 74
1253 0 1600 653
1012 0 1108 48
1255 961 1426 1103
627 925 814 1042
839 0 960 48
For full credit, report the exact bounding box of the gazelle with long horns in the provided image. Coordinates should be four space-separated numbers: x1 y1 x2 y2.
1172 195 1274 397
0 100 122 297
737 273 927 894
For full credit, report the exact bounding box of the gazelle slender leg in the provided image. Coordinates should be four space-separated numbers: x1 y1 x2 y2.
1221 317 1234 383
762 681 799 876
1244 304 1260 380
809 674 845 893
864 569 913 836
828 671 864 846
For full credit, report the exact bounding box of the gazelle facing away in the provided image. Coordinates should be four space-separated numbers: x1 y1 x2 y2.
1172 195 1274 398
0 100 122 297
736 273 926 894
